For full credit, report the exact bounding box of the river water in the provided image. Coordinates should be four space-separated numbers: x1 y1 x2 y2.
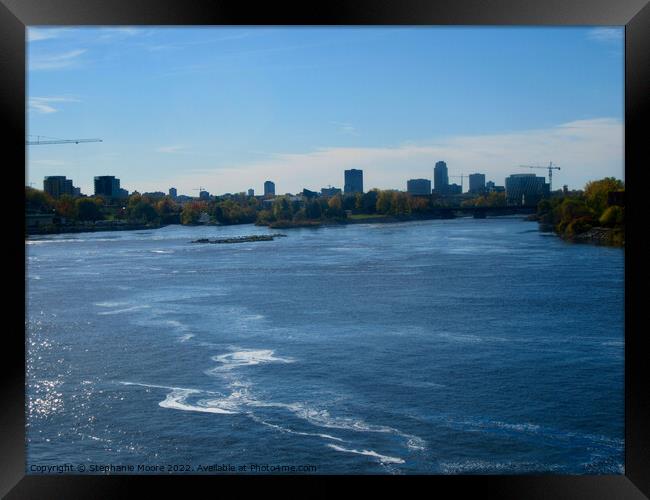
25 217 624 474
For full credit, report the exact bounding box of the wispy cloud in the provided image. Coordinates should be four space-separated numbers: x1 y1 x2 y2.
143 31 253 52
331 121 358 136
28 96 81 114
29 49 87 70
587 27 624 43
27 28 70 42
171 118 623 193
96 27 151 41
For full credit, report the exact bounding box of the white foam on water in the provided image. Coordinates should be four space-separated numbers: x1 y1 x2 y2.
210 349 294 371
248 414 344 442
326 444 405 464
251 401 426 451
94 301 129 308
159 389 237 415
120 382 238 415
150 250 174 254
98 305 150 315
178 334 195 342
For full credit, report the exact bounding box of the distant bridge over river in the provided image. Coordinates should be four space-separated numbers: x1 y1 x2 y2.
439 206 537 218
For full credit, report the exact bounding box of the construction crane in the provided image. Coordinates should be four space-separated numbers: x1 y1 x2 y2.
26 135 102 145
193 187 209 199
519 162 561 192
449 173 465 192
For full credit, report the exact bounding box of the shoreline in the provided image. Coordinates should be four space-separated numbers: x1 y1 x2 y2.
25 214 534 239
26 222 165 237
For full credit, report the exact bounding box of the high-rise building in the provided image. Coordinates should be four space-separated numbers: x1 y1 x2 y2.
169 187 177 198
448 183 462 195
43 176 75 198
505 174 549 206
248 188 254 197
344 169 363 194
433 161 449 194
94 176 121 198
406 178 432 195
468 173 486 194
199 190 210 200
264 181 275 197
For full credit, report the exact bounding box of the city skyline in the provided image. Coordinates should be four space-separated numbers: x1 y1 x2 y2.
27 26 624 195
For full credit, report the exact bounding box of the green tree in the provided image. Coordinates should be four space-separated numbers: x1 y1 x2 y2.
599 205 624 227
326 194 344 217
391 192 411 215
181 201 208 225
272 197 293 221
584 177 624 217
376 190 392 214
305 199 322 219
75 198 104 221
55 194 77 219
25 187 55 213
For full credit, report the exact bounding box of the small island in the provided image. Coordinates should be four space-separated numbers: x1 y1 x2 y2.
191 234 287 244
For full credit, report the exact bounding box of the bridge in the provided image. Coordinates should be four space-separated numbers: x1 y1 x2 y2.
428 206 537 218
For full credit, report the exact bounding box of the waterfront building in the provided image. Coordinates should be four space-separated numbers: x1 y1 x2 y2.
448 183 462 195
321 186 342 197
117 188 129 199
433 161 449 194
94 176 121 198
264 181 276 197
43 176 75 198
199 190 210 200
169 187 177 198
468 173 486 194
407 178 432 196
248 188 254 197
344 169 363 194
505 174 549 206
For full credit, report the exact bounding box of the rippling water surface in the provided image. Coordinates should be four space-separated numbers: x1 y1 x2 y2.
26 218 624 474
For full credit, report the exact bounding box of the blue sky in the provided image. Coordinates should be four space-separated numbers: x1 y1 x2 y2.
27 26 624 195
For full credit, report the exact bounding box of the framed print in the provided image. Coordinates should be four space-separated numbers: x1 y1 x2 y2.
3 0 648 497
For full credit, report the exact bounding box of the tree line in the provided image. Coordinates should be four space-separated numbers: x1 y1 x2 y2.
534 177 624 245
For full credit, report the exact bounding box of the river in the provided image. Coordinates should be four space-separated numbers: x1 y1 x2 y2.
25 217 624 474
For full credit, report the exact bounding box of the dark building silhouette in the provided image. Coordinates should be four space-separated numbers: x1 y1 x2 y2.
43 176 75 198
94 176 121 198
264 181 275 197
248 188 254 197
321 186 342 197
505 174 549 206
169 187 177 198
302 188 318 199
407 178 431 195
344 169 363 194
433 161 449 194
468 173 486 194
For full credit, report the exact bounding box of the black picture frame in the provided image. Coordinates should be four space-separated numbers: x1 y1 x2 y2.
3 0 648 497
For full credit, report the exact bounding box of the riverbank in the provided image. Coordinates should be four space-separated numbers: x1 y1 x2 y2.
531 216 624 247
542 225 625 246
26 222 164 236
